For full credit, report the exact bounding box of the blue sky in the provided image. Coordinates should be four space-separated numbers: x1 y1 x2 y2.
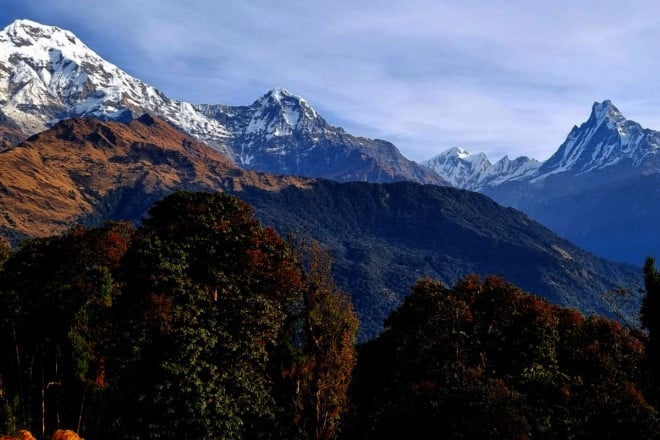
2 0 660 162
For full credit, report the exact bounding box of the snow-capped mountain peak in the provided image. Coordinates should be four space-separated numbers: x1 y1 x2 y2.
592 100 626 127
453 147 472 159
486 155 541 186
432 147 488 165
245 88 325 139
268 86 290 99
2 19 74 48
0 19 232 155
259 87 319 121
422 99 660 191
0 19 134 103
422 147 540 190
0 19 450 186
539 100 657 176
263 87 305 106
422 147 491 189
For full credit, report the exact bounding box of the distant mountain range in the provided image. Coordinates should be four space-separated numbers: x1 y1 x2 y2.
0 19 444 185
422 147 540 190
0 18 651 337
3 19 657 266
422 100 659 190
422 100 660 265
0 114 641 338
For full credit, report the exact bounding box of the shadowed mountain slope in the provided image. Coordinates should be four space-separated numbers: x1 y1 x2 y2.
0 116 640 338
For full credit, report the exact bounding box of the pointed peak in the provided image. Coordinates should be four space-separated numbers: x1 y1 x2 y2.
260 88 317 108
255 88 307 108
3 19 59 37
592 99 615 113
4 18 52 31
1 18 80 47
451 147 490 163
435 146 471 158
455 147 471 158
270 87 291 99
591 99 624 124
261 87 298 103
427 147 491 166
252 87 320 122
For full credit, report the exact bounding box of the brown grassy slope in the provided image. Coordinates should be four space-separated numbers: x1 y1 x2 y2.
0 114 310 242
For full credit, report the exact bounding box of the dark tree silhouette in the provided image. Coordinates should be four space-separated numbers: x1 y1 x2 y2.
642 257 660 392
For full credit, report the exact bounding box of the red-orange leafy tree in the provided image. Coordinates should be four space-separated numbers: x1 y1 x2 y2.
280 240 358 440
351 275 657 439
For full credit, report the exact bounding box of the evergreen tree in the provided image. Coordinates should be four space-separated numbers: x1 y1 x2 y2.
0 222 133 439
642 257 660 392
106 191 305 439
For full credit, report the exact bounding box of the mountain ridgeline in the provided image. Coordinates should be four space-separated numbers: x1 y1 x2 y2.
240 180 640 337
2 17 660 438
0 19 444 185
0 18 651 335
2 18 658 266
423 101 660 264
0 114 641 338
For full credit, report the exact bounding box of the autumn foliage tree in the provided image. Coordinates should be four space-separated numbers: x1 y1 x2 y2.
280 240 358 440
103 191 357 440
351 275 657 439
7 189 659 439
0 191 359 440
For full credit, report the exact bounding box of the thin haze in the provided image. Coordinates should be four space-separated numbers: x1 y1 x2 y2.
1 0 660 162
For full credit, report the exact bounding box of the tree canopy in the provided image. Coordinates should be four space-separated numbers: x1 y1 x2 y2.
1 191 659 439
0 191 358 440
351 276 657 439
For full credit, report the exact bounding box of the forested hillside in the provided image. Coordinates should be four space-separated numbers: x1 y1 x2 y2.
0 115 640 340
241 181 641 338
1 191 660 439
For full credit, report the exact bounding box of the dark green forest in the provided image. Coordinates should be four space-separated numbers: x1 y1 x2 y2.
1 191 659 439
